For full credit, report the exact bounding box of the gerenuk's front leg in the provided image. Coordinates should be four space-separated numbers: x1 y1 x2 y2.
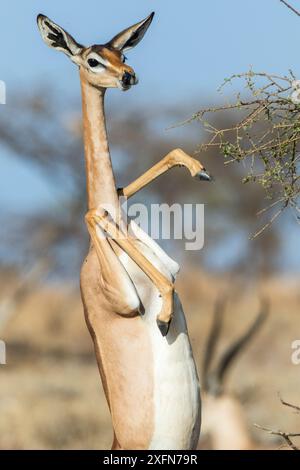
85 209 175 336
118 148 211 199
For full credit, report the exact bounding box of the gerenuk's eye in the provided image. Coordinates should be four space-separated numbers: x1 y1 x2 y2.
88 58 101 68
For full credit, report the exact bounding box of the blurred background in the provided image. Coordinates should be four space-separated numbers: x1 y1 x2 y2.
0 0 299 450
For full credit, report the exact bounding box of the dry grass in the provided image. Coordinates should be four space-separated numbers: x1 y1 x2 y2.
0 268 299 449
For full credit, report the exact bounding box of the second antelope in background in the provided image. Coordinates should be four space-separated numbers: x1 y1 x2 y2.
200 297 268 450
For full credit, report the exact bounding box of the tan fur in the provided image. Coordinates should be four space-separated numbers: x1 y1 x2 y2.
37 13 207 449
79 85 205 448
81 249 154 449
80 76 119 210
120 148 207 199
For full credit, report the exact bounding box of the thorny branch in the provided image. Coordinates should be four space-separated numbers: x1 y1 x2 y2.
188 69 300 237
254 424 300 450
279 395 300 413
255 397 300 450
280 0 300 17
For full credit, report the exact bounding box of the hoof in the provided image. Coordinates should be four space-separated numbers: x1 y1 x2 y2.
157 319 171 337
139 304 145 316
195 170 213 182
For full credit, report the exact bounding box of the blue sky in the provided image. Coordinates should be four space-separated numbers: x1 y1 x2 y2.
1 0 300 270
2 0 300 102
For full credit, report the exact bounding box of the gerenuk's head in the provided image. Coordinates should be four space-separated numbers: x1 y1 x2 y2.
37 12 154 91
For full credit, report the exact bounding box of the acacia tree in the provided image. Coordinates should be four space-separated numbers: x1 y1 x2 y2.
186 0 300 237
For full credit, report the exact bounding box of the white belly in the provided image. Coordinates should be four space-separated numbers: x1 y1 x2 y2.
119 224 201 450
147 292 201 450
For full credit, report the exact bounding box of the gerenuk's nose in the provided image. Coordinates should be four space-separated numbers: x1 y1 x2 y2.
122 71 136 86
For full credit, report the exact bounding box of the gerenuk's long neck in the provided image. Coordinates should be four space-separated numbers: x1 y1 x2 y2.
80 72 119 212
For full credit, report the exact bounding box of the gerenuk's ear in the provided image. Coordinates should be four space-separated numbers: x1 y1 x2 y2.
37 14 83 62
107 12 155 53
